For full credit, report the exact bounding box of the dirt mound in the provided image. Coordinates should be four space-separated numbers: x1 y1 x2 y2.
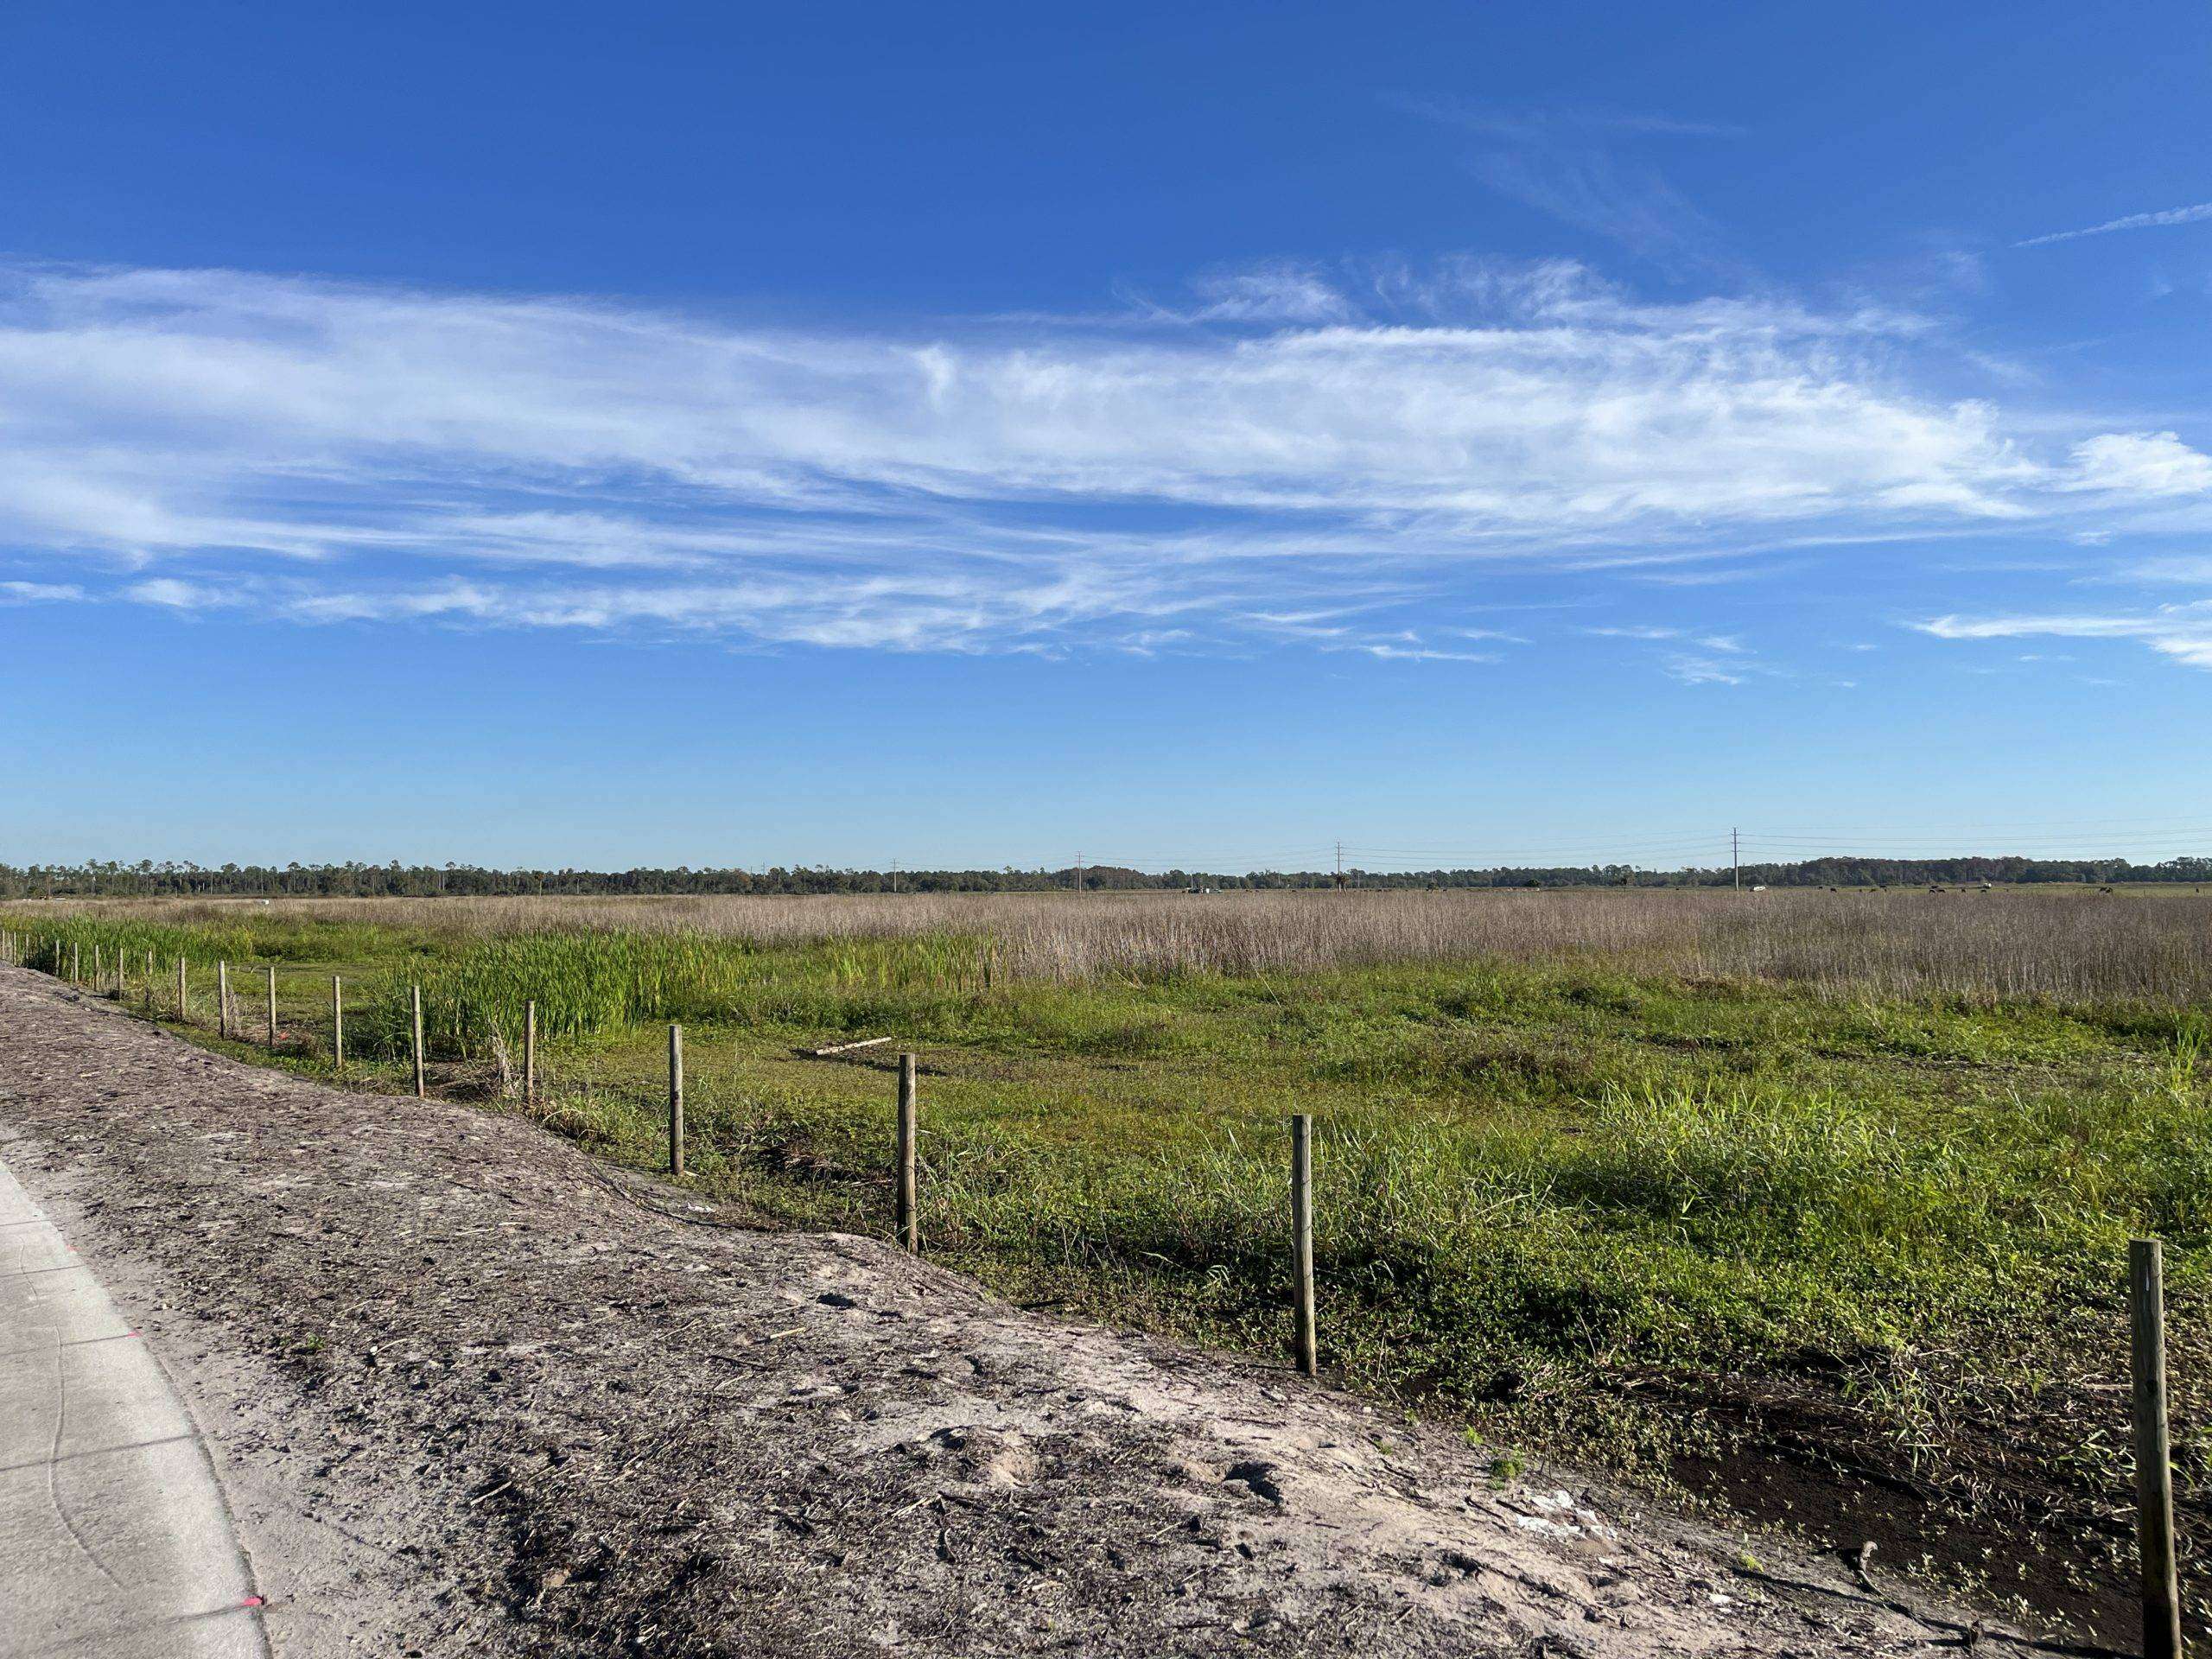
0 967 2039 1656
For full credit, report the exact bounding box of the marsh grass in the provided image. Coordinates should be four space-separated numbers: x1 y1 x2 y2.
21 885 2212 1002
8 887 2212 1624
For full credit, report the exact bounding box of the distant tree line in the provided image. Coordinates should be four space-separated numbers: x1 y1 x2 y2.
2 853 2208 900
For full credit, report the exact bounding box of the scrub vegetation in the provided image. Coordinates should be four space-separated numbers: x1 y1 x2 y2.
8 886 2209 1639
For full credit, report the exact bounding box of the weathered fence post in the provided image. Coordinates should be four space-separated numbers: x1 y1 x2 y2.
331 976 344 1071
1291 1114 1318 1376
668 1023 685 1176
265 964 277 1050
143 949 154 1007
895 1052 918 1252
410 983 426 1099
176 957 187 1022
70 941 79 983
218 960 231 1037
524 1000 537 1104
2133 1238 2183 1659
92 943 102 988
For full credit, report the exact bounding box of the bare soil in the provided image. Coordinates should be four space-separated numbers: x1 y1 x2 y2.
0 966 2073 1656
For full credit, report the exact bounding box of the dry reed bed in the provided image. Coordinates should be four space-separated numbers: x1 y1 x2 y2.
16 887 2212 1006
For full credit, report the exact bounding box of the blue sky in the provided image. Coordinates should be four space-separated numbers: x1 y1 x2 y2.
5 0 2212 872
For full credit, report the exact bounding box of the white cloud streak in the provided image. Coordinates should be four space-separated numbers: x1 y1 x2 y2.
0 259 2197 654
2017 200 2212 248
1916 607 2212 670
2067 431 2212 496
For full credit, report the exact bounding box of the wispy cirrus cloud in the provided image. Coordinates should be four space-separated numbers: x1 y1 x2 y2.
2016 200 2212 248
1584 624 1746 652
1661 653 1751 686
2067 431 2212 496
1916 606 2212 670
0 258 2202 658
1580 622 1764 687
1392 99 1745 277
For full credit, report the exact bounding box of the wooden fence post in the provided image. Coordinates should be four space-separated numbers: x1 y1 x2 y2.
265 964 277 1049
1291 1114 1318 1376
143 949 153 1007
895 1052 918 1252
2133 1238 2183 1659
92 943 101 988
176 957 187 1021
524 1001 537 1104
332 976 344 1071
410 983 426 1098
668 1024 685 1177
218 961 231 1037
70 942 79 983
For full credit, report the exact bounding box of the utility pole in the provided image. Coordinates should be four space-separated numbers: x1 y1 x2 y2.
1074 851 1084 895
1732 828 1740 890
1334 840 1346 892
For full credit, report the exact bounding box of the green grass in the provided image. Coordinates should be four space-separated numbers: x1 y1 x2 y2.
8 903 2206 1625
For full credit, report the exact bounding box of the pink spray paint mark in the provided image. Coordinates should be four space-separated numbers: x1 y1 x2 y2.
238 1595 266 1608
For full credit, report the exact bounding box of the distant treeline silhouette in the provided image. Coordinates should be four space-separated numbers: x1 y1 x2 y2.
3 854 2209 899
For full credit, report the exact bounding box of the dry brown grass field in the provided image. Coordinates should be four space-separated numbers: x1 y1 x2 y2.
35 883 2212 1004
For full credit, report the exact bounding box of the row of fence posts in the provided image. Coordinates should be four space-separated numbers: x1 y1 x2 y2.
0 929 2191 1649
